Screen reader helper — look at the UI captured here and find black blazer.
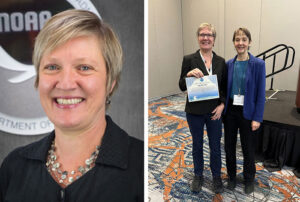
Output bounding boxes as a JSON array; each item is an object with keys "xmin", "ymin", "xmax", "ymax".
[
  {"xmin": 0, "ymin": 116, "xmax": 144, "ymax": 202},
  {"xmin": 179, "ymin": 50, "xmax": 227, "ymax": 115}
]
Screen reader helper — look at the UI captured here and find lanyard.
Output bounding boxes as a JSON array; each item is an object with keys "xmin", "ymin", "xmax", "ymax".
[
  {"xmin": 206, "ymin": 65, "xmax": 212, "ymax": 75},
  {"xmin": 199, "ymin": 51, "xmax": 213, "ymax": 75}
]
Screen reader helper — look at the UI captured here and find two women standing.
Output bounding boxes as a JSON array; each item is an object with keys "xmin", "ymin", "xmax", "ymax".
[{"xmin": 180, "ymin": 25, "xmax": 265, "ymax": 195}]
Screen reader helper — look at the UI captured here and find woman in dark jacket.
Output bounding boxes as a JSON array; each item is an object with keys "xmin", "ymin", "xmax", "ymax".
[
  {"xmin": 0, "ymin": 10, "xmax": 143, "ymax": 202},
  {"xmin": 223, "ymin": 27, "xmax": 265, "ymax": 194},
  {"xmin": 179, "ymin": 23, "xmax": 227, "ymax": 194}
]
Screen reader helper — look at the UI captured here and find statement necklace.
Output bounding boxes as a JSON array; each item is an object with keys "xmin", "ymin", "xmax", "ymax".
[{"xmin": 46, "ymin": 141, "xmax": 100, "ymax": 186}]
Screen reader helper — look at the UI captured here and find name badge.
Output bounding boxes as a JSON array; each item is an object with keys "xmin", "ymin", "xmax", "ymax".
[{"xmin": 233, "ymin": 95, "xmax": 244, "ymax": 106}]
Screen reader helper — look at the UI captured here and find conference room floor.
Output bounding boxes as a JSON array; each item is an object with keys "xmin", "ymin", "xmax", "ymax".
[{"xmin": 148, "ymin": 93, "xmax": 300, "ymax": 201}]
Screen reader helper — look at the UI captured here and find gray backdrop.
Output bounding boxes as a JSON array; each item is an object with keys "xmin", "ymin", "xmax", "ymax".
[{"xmin": 0, "ymin": 0, "xmax": 144, "ymax": 164}]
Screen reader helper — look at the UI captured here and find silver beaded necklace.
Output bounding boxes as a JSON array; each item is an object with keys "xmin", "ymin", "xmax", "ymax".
[{"xmin": 46, "ymin": 141, "xmax": 100, "ymax": 186}]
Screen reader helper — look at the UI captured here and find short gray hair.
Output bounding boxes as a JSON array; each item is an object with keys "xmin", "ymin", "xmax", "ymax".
[{"xmin": 196, "ymin": 23, "xmax": 216, "ymax": 39}]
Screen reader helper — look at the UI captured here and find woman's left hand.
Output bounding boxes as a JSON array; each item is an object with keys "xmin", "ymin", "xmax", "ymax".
[
  {"xmin": 251, "ymin": 121, "xmax": 260, "ymax": 131},
  {"xmin": 211, "ymin": 103, "xmax": 224, "ymax": 120}
]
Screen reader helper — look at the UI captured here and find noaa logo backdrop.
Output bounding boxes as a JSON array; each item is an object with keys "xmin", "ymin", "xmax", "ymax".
[{"xmin": 0, "ymin": 0, "xmax": 100, "ymax": 135}]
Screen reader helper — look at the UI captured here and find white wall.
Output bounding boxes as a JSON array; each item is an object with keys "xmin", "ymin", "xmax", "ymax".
[
  {"xmin": 259, "ymin": 0, "xmax": 300, "ymax": 90},
  {"xmin": 149, "ymin": 0, "xmax": 300, "ymax": 99},
  {"xmin": 182, "ymin": 0, "xmax": 225, "ymax": 56},
  {"xmin": 224, "ymin": 0, "xmax": 262, "ymax": 59},
  {"xmin": 148, "ymin": 0, "xmax": 184, "ymax": 98}
]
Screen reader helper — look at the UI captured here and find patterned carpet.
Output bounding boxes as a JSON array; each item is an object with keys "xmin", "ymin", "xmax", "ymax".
[{"xmin": 148, "ymin": 93, "xmax": 300, "ymax": 202}]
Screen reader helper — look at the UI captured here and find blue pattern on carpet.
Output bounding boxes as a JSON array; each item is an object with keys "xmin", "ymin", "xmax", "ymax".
[{"xmin": 148, "ymin": 93, "xmax": 300, "ymax": 201}]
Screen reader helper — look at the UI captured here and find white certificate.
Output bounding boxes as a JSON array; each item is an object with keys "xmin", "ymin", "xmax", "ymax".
[{"xmin": 185, "ymin": 75, "xmax": 219, "ymax": 102}]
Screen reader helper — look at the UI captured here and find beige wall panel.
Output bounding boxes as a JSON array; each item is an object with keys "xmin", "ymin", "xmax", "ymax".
[
  {"xmin": 148, "ymin": 0, "xmax": 184, "ymax": 98},
  {"xmin": 224, "ymin": 0, "xmax": 262, "ymax": 60},
  {"xmin": 182, "ymin": 0, "xmax": 224, "ymax": 56},
  {"xmin": 259, "ymin": 0, "xmax": 300, "ymax": 91}
]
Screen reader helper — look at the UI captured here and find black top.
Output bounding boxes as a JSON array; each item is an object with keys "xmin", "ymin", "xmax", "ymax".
[
  {"xmin": 179, "ymin": 50, "xmax": 227, "ymax": 115},
  {"xmin": 0, "ymin": 116, "xmax": 143, "ymax": 202}
]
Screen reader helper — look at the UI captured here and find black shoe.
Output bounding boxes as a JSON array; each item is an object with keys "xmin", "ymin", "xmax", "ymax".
[
  {"xmin": 244, "ymin": 181, "xmax": 254, "ymax": 194},
  {"xmin": 227, "ymin": 178, "xmax": 236, "ymax": 190},
  {"xmin": 213, "ymin": 177, "xmax": 224, "ymax": 194},
  {"xmin": 190, "ymin": 175, "xmax": 203, "ymax": 192}
]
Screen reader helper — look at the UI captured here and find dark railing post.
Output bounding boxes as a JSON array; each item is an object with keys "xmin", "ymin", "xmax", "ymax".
[{"xmin": 269, "ymin": 55, "xmax": 276, "ymax": 90}]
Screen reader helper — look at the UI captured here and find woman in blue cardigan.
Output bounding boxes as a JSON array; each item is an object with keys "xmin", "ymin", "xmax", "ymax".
[{"xmin": 223, "ymin": 28, "xmax": 265, "ymax": 194}]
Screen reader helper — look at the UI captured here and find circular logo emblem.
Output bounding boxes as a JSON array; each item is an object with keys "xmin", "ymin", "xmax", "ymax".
[{"xmin": 0, "ymin": 0, "xmax": 101, "ymax": 135}]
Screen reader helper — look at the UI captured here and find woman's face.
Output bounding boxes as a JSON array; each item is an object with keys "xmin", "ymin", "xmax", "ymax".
[
  {"xmin": 234, "ymin": 31, "xmax": 251, "ymax": 55},
  {"xmin": 197, "ymin": 27, "xmax": 215, "ymax": 52},
  {"xmin": 38, "ymin": 35, "xmax": 110, "ymax": 131}
]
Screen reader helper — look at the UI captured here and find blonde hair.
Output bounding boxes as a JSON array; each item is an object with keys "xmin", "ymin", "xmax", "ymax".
[
  {"xmin": 33, "ymin": 9, "xmax": 123, "ymax": 98},
  {"xmin": 196, "ymin": 23, "xmax": 216, "ymax": 38}
]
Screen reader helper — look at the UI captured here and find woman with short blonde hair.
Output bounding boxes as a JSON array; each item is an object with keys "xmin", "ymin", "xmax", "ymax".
[
  {"xmin": 179, "ymin": 22, "xmax": 227, "ymax": 194},
  {"xmin": 0, "ymin": 9, "xmax": 143, "ymax": 201}
]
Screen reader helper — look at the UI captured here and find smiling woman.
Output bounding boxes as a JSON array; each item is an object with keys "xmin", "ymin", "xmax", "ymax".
[
  {"xmin": 223, "ymin": 27, "xmax": 266, "ymax": 194},
  {"xmin": 0, "ymin": 9, "xmax": 143, "ymax": 202},
  {"xmin": 38, "ymin": 35, "xmax": 108, "ymax": 131},
  {"xmin": 179, "ymin": 22, "xmax": 227, "ymax": 194}
]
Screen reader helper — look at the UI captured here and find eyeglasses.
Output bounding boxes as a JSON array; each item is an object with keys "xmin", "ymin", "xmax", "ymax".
[{"xmin": 198, "ymin": 33, "xmax": 214, "ymax": 38}]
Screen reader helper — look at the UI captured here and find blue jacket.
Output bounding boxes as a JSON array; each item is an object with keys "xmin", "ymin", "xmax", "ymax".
[{"xmin": 224, "ymin": 53, "xmax": 266, "ymax": 122}]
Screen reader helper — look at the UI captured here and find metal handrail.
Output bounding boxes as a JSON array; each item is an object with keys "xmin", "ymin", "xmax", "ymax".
[
  {"xmin": 286, "ymin": 46, "xmax": 295, "ymax": 69},
  {"xmin": 256, "ymin": 44, "xmax": 295, "ymax": 90}
]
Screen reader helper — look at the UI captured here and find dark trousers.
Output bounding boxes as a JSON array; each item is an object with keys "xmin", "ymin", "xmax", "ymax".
[
  {"xmin": 224, "ymin": 103, "xmax": 256, "ymax": 182},
  {"xmin": 186, "ymin": 112, "xmax": 222, "ymax": 177}
]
